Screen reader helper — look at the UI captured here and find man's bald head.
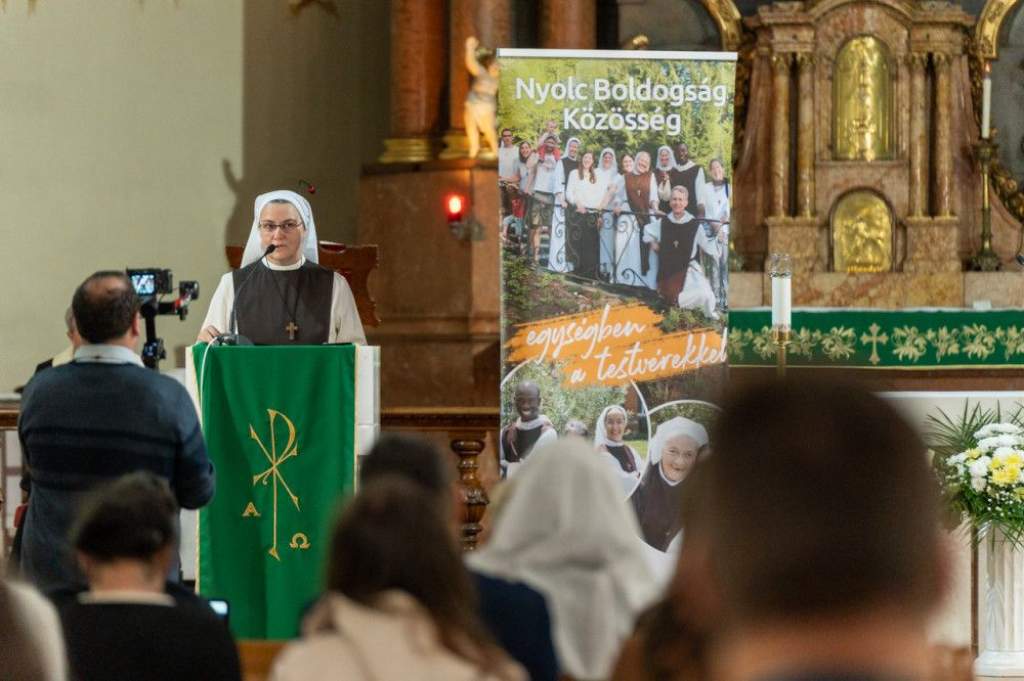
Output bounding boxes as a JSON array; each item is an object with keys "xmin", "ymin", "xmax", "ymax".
[
  {"xmin": 513, "ymin": 380, "xmax": 542, "ymax": 421},
  {"xmin": 72, "ymin": 272, "xmax": 141, "ymax": 344}
]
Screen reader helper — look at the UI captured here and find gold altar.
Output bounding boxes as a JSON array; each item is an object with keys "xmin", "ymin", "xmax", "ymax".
[{"xmin": 728, "ymin": 0, "xmax": 1024, "ymax": 308}]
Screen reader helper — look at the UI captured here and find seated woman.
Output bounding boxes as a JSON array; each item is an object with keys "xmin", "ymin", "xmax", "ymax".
[
  {"xmin": 593, "ymin": 405, "xmax": 643, "ymax": 496},
  {"xmin": 59, "ymin": 472, "xmax": 241, "ymax": 681},
  {"xmin": 468, "ymin": 440, "xmax": 659, "ymax": 681},
  {"xmin": 629, "ymin": 417, "xmax": 707, "ymax": 552},
  {"xmin": 271, "ymin": 477, "xmax": 524, "ymax": 681},
  {"xmin": 198, "ymin": 189, "xmax": 366, "ymax": 345}
]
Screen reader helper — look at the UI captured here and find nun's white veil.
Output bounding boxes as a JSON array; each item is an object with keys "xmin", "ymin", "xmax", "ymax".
[
  {"xmin": 468, "ymin": 439, "xmax": 658, "ymax": 681},
  {"xmin": 655, "ymin": 145, "xmax": 678, "ymax": 173},
  {"xmin": 597, "ymin": 147, "xmax": 619, "ymax": 182},
  {"xmin": 647, "ymin": 416, "xmax": 708, "ymax": 487},
  {"xmin": 240, "ymin": 190, "xmax": 320, "ymax": 267},
  {"xmin": 648, "ymin": 416, "xmax": 708, "ymax": 464},
  {"xmin": 593, "ymin": 405, "xmax": 628, "ymax": 448}
]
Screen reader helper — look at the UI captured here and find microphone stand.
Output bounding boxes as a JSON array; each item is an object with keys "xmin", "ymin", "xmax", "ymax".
[{"xmin": 212, "ymin": 244, "xmax": 276, "ymax": 346}]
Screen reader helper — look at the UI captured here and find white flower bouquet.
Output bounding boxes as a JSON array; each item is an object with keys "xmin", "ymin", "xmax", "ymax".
[{"xmin": 927, "ymin": 403, "xmax": 1024, "ymax": 545}]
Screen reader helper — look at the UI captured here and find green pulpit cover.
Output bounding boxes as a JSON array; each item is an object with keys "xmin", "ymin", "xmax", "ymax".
[{"xmin": 193, "ymin": 344, "xmax": 357, "ymax": 639}]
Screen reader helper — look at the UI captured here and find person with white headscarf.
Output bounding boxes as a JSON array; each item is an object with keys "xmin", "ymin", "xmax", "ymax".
[
  {"xmin": 593, "ymin": 405, "xmax": 642, "ymax": 496},
  {"xmin": 468, "ymin": 440, "xmax": 659, "ymax": 681},
  {"xmin": 654, "ymin": 145, "xmax": 678, "ymax": 215},
  {"xmin": 198, "ymin": 190, "xmax": 365, "ymax": 345},
  {"xmin": 596, "ymin": 148, "xmax": 619, "ymax": 280},
  {"xmin": 607, "ymin": 153, "xmax": 645, "ymax": 287},
  {"xmin": 629, "ymin": 416, "xmax": 707, "ymax": 552}
]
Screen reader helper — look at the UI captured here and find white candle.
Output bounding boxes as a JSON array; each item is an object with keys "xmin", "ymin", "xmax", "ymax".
[
  {"xmin": 982, "ymin": 63, "xmax": 992, "ymax": 139},
  {"xmin": 771, "ymin": 276, "xmax": 791, "ymax": 329}
]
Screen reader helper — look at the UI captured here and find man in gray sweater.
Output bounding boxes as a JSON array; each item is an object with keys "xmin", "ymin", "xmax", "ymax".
[{"xmin": 18, "ymin": 271, "xmax": 215, "ymax": 594}]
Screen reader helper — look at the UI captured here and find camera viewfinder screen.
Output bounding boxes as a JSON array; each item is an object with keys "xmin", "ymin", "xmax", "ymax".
[{"xmin": 131, "ymin": 273, "xmax": 155, "ymax": 296}]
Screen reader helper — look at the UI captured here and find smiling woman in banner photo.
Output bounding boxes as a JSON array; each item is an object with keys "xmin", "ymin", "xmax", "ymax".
[{"xmin": 630, "ymin": 412, "xmax": 712, "ymax": 553}]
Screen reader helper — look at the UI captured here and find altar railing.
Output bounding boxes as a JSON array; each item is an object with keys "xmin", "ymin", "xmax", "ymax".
[{"xmin": 0, "ymin": 401, "xmax": 499, "ymax": 554}]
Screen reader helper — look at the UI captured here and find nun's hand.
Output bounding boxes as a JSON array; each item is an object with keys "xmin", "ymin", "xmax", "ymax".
[{"xmin": 198, "ymin": 325, "xmax": 221, "ymax": 343}]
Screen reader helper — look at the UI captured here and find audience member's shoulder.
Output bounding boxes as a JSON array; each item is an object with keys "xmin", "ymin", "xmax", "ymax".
[
  {"xmin": 21, "ymin": 361, "xmax": 74, "ymax": 394},
  {"xmin": 473, "ymin": 570, "xmax": 548, "ymax": 610}
]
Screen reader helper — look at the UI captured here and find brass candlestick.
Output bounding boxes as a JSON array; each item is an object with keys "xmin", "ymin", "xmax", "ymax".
[
  {"xmin": 972, "ymin": 137, "xmax": 1000, "ymax": 272},
  {"xmin": 773, "ymin": 327, "xmax": 791, "ymax": 377}
]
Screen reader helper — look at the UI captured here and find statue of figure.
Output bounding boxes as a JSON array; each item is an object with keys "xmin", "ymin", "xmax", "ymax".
[{"xmin": 464, "ymin": 36, "xmax": 500, "ymax": 159}]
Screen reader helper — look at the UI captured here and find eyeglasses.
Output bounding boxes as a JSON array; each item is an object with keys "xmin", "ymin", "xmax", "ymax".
[{"xmin": 258, "ymin": 220, "xmax": 303, "ymax": 234}]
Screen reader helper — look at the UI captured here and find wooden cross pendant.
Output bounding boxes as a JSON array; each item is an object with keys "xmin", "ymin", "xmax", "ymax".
[{"xmin": 286, "ymin": 322, "xmax": 299, "ymax": 341}]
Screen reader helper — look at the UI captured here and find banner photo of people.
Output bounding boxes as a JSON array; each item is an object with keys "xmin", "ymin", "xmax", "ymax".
[{"xmin": 497, "ymin": 48, "xmax": 736, "ymax": 557}]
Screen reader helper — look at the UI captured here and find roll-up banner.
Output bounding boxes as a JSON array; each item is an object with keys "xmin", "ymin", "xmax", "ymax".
[{"xmin": 497, "ymin": 48, "xmax": 736, "ymax": 556}]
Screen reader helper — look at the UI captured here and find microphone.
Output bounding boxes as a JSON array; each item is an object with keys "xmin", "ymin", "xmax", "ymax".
[{"xmin": 213, "ymin": 244, "xmax": 276, "ymax": 346}]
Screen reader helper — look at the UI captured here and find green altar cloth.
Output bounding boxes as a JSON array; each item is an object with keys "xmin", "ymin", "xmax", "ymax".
[{"xmin": 728, "ymin": 308, "xmax": 1024, "ymax": 368}]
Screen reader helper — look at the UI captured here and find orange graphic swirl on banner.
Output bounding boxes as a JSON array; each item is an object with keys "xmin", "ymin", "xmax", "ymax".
[{"xmin": 507, "ymin": 303, "xmax": 727, "ymax": 387}]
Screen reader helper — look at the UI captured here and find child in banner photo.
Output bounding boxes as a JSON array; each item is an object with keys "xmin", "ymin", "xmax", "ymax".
[
  {"xmin": 629, "ymin": 415, "xmax": 708, "ymax": 552},
  {"xmin": 593, "ymin": 405, "xmax": 643, "ymax": 497}
]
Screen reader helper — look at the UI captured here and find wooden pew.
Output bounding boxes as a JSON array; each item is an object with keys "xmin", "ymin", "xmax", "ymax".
[{"xmin": 237, "ymin": 640, "xmax": 286, "ymax": 681}]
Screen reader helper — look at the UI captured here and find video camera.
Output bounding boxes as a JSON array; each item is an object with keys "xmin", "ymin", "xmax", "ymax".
[{"xmin": 126, "ymin": 268, "xmax": 200, "ymax": 370}]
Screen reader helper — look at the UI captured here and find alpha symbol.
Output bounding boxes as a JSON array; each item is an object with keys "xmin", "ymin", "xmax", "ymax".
[{"xmin": 242, "ymin": 502, "xmax": 261, "ymax": 518}]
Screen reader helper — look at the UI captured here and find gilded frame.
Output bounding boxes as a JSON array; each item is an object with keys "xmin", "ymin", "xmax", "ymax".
[{"xmin": 970, "ymin": 0, "xmax": 1024, "ymax": 223}]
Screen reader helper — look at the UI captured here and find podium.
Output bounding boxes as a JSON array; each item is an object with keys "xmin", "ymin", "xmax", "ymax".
[{"xmin": 189, "ymin": 343, "xmax": 379, "ymax": 639}]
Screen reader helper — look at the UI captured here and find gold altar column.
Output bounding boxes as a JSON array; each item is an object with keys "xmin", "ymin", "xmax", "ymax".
[
  {"xmin": 540, "ymin": 0, "xmax": 596, "ymax": 49},
  {"xmin": 795, "ymin": 54, "xmax": 815, "ymax": 218},
  {"xmin": 908, "ymin": 52, "xmax": 928, "ymax": 217},
  {"xmin": 770, "ymin": 53, "xmax": 793, "ymax": 218},
  {"xmin": 440, "ymin": 0, "xmax": 513, "ymax": 159},
  {"xmin": 379, "ymin": 0, "xmax": 446, "ymax": 163},
  {"xmin": 932, "ymin": 52, "xmax": 954, "ymax": 217}
]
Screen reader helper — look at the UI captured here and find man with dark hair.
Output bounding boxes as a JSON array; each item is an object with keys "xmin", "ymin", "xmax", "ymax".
[
  {"xmin": 499, "ymin": 380, "xmax": 556, "ymax": 478},
  {"xmin": 360, "ymin": 433, "xmax": 559, "ymax": 681},
  {"xmin": 60, "ymin": 472, "xmax": 241, "ymax": 681},
  {"xmin": 18, "ymin": 271, "xmax": 215, "ymax": 594},
  {"xmin": 706, "ymin": 378, "xmax": 948, "ymax": 681}
]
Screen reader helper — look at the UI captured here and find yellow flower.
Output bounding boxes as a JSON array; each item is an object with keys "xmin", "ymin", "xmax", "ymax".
[
  {"xmin": 992, "ymin": 464, "xmax": 1022, "ymax": 486},
  {"xmin": 967, "ymin": 448, "xmax": 983, "ymax": 460},
  {"xmin": 1005, "ymin": 452, "xmax": 1024, "ymax": 467},
  {"xmin": 1016, "ymin": 488, "xmax": 1024, "ymax": 501}
]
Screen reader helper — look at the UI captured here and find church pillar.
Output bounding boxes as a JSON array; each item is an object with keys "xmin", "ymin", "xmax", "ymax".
[
  {"xmin": 932, "ymin": 52, "xmax": 954, "ymax": 218},
  {"xmin": 795, "ymin": 53, "xmax": 815, "ymax": 218},
  {"xmin": 379, "ymin": 0, "xmax": 446, "ymax": 163},
  {"xmin": 770, "ymin": 53, "xmax": 793, "ymax": 218},
  {"xmin": 440, "ymin": 0, "xmax": 513, "ymax": 160},
  {"xmin": 540, "ymin": 0, "xmax": 596, "ymax": 49},
  {"xmin": 908, "ymin": 52, "xmax": 928, "ymax": 217}
]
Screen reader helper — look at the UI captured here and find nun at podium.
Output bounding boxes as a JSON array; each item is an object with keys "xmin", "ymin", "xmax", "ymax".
[{"xmin": 197, "ymin": 189, "xmax": 366, "ymax": 346}]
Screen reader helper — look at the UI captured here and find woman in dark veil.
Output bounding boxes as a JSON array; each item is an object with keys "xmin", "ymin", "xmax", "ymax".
[{"xmin": 629, "ymin": 417, "xmax": 707, "ymax": 552}]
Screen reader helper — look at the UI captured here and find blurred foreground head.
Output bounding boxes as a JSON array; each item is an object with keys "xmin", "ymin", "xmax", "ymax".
[{"xmin": 707, "ymin": 377, "xmax": 945, "ymax": 626}]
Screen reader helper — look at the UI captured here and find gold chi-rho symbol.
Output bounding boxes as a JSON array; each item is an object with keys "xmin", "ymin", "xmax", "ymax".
[{"xmin": 249, "ymin": 409, "xmax": 301, "ymax": 561}]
